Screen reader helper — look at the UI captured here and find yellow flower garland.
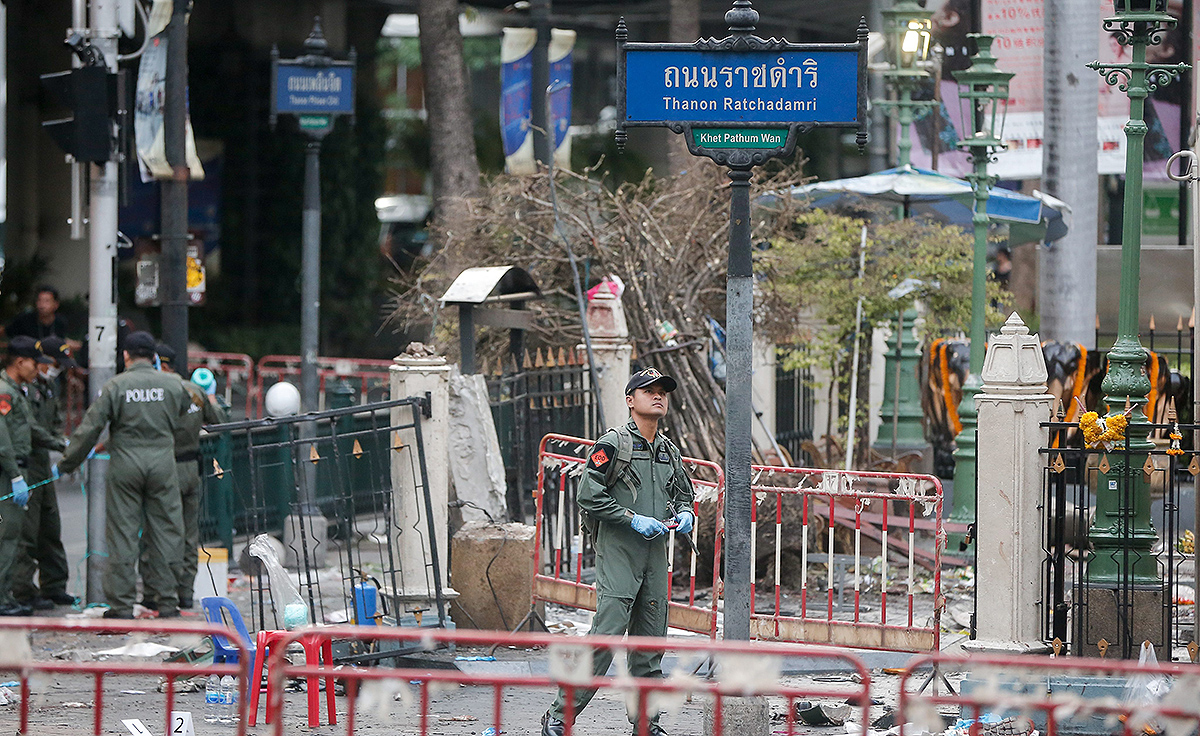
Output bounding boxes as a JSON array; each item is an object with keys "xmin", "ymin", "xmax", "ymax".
[{"xmin": 1079, "ymin": 411, "xmax": 1128, "ymax": 448}]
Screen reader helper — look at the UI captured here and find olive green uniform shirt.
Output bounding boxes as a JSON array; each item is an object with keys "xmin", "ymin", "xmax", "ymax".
[
  {"xmin": 59, "ymin": 362, "xmax": 191, "ymax": 473},
  {"xmin": 0, "ymin": 373, "xmax": 66, "ymax": 464}
]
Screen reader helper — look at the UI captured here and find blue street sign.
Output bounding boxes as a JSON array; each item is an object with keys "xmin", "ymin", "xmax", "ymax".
[
  {"xmin": 625, "ymin": 49, "xmax": 859, "ymax": 124},
  {"xmin": 275, "ymin": 64, "xmax": 354, "ymax": 116}
]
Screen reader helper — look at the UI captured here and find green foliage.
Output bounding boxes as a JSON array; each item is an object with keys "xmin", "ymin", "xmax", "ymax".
[{"xmin": 757, "ymin": 209, "xmax": 1004, "ymax": 372}]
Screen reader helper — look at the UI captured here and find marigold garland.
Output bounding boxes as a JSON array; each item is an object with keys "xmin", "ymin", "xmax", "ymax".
[
  {"xmin": 1079, "ymin": 411, "xmax": 1128, "ymax": 449},
  {"xmin": 1167, "ymin": 425, "xmax": 1184, "ymax": 457}
]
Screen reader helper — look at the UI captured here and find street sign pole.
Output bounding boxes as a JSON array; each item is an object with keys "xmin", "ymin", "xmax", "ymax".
[
  {"xmin": 270, "ymin": 17, "xmax": 356, "ymax": 421},
  {"xmin": 270, "ymin": 18, "xmax": 355, "ymax": 527},
  {"xmin": 616, "ymin": 0, "xmax": 868, "ymax": 640}
]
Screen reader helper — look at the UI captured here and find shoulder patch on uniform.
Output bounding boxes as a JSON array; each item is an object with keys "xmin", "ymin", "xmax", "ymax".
[
  {"xmin": 0, "ymin": 395, "xmax": 11, "ymax": 416},
  {"xmin": 587, "ymin": 441, "xmax": 616, "ymax": 473}
]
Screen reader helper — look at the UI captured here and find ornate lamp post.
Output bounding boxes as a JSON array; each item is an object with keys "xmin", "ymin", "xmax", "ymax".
[
  {"xmin": 1084, "ymin": 0, "xmax": 1189, "ymax": 592},
  {"xmin": 949, "ymin": 35, "xmax": 1012, "ymax": 537},
  {"xmin": 872, "ymin": 0, "xmax": 936, "ymax": 465},
  {"xmin": 878, "ymin": 0, "xmax": 935, "ymax": 168}
]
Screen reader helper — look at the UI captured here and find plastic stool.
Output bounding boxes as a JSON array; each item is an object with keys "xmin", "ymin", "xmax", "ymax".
[
  {"xmin": 247, "ymin": 629, "xmax": 336, "ymax": 727},
  {"xmin": 200, "ymin": 596, "xmax": 256, "ymax": 665}
]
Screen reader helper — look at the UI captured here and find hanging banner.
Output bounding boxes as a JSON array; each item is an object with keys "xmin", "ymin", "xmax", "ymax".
[
  {"xmin": 549, "ymin": 29, "xmax": 576, "ymax": 171},
  {"xmin": 500, "ymin": 28, "xmax": 576, "ymax": 174},
  {"xmin": 906, "ymin": 0, "xmax": 1192, "ymax": 183},
  {"xmin": 134, "ymin": 0, "xmax": 204, "ymax": 182},
  {"xmin": 501, "ymin": 28, "xmax": 536, "ymax": 175}
]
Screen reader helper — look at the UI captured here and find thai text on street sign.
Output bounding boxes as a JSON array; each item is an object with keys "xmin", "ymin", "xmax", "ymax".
[
  {"xmin": 274, "ymin": 64, "xmax": 354, "ymax": 115},
  {"xmin": 626, "ymin": 50, "xmax": 860, "ymax": 124},
  {"xmin": 616, "ymin": 17, "xmax": 868, "ymax": 166}
]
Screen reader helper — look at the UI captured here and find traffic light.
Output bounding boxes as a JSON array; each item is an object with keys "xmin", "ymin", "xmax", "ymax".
[{"xmin": 40, "ymin": 66, "xmax": 117, "ymax": 163}]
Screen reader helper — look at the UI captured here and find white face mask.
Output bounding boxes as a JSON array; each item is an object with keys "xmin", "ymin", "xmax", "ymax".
[{"xmin": 43, "ymin": 366, "xmax": 62, "ymax": 381}]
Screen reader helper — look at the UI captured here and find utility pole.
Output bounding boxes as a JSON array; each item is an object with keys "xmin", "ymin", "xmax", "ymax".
[
  {"xmin": 530, "ymin": 0, "xmax": 551, "ymax": 164},
  {"xmin": 1040, "ymin": 0, "xmax": 1099, "ymax": 348},
  {"xmin": 160, "ymin": 0, "xmax": 189, "ymax": 373},
  {"xmin": 86, "ymin": 0, "xmax": 120, "ymax": 605}
]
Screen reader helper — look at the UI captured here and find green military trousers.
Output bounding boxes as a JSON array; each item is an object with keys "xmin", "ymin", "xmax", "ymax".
[
  {"xmin": 0, "ymin": 494, "xmax": 26, "ymax": 607},
  {"xmin": 12, "ymin": 474, "xmax": 70, "ymax": 602},
  {"xmin": 105, "ymin": 451, "xmax": 184, "ymax": 616},
  {"xmin": 173, "ymin": 459, "xmax": 201, "ymax": 604},
  {"xmin": 550, "ymin": 525, "xmax": 670, "ymax": 726}
]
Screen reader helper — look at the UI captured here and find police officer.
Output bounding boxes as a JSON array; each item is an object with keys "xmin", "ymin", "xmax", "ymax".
[
  {"xmin": 12, "ymin": 337, "xmax": 76, "ymax": 608},
  {"xmin": 57, "ymin": 331, "xmax": 191, "ymax": 619},
  {"xmin": 145, "ymin": 343, "xmax": 227, "ymax": 611},
  {"xmin": 0, "ymin": 338, "xmax": 57, "ymax": 615},
  {"xmin": 542, "ymin": 368, "xmax": 695, "ymax": 736}
]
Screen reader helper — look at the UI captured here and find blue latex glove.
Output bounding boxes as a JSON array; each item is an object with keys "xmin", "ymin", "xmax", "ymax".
[
  {"xmin": 10, "ymin": 476, "xmax": 29, "ymax": 507},
  {"xmin": 673, "ymin": 509, "xmax": 695, "ymax": 534},
  {"xmin": 50, "ymin": 464, "xmax": 60, "ymax": 481},
  {"xmin": 630, "ymin": 514, "xmax": 668, "ymax": 539}
]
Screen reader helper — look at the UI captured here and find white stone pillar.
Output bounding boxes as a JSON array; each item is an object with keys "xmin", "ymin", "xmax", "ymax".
[
  {"xmin": 581, "ymin": 287, "xmax": 632, "ymax": 433},
  {"xmin": 390, "ymin": 352, "xmax": 458, "ymax": 613},
  {"xmin": 751, "ymin": 338, "xmax": 777, "ymax": 461},
  {"xmin": 964, "ymin": 313, "xmax": 1053, "ymax": 654}
]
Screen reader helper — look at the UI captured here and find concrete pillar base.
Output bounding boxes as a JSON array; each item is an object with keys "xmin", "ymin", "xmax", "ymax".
[
  {"xmin": 283, "ymin": 512, "xmax": 328, "ymax": 569},
  {"xmin": 703, "ymin": 695, "xmax": 770, "ymax": 736},
  {"xmin": 961, "ymin": 639, "xmax": 1053, "ymax": 655}
]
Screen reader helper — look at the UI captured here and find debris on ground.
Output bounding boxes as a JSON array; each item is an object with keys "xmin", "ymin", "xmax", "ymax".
[
  {"xmin": 96, "ymin": 642, "xmax": 180, "ymax": 657},
  {"xmin": 797, "ymin": 702, "xmax": 854, "ymax": 726},
  {"xmin": 0, "ymin": 686, "xmax": 18, "ymax": 706}
]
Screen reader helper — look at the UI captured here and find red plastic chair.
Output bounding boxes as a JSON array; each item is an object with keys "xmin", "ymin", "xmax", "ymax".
[{"xmin": 247, "ymin": 629, "xmax": 336, "ymax": 727}]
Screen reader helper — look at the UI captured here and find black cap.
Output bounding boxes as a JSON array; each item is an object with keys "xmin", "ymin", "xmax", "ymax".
[
  {"xmin": 9, "ymin": 336, "xmax": 53, "ymax": 364},
  {"xmin": 36, "ymin": 337, "xmax": 77, "ymax": 370},
  {"xmin": 624, "ymin": 367, "xmax": 677, "ymax": 395},
  {"xmin": 124, "ymin": 331, "xmax": 157, "ymax": 354},
  {"xmin": 155, "ymin": 341, "xmax": 176, "ymax": 366}
]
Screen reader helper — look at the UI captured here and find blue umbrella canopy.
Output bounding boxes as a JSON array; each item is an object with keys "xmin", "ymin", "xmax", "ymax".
[{"xmin": 789, "ymin": 165, "xmax": 1068, "ymax": 244}]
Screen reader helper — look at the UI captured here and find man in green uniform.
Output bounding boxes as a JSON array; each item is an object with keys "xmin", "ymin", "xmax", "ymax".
[
  {"xmin": 542, "ymin": 368, "xmax": 695, "ymax": 736},
  {"xmin": 0, "ymin": 337, "xmax": 56, "ymax": 615},
  {"xmin": 13, "ymin": 337, "xmax": 76, "ymax": 608},
  {"xmin": 144, "ymin": 343, "xmax": 226, "ymax": 611},
  {"xmin": 57, "ymin": 331, "xmax": 191, "ymax": 619}
]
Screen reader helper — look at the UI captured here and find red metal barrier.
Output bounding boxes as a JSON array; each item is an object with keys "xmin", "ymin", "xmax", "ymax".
[
  {"xmin": 0, "ymin": 617, "xmax": 250, "ymax": 736},
  {"xmin": 253, "ymin": 355, "xmax": 394, "ymax": 416},
  {"xmin": 749, "ymin": 466, "xmax": 945, "ymax": 652},
  {"xmin": 533, "ymin": 433, "xmax": 725, "ymax": 636},
  {"xmin": 189, "ymin": 350, "xmax": 255, "ymax": 419},
  {"xmin": 898, "ymin": 650, "xmax": 1200, "ymax": 736},
  {"xmin": 266, "ymin": 626, "xmax": 872, "ymax": 736}
]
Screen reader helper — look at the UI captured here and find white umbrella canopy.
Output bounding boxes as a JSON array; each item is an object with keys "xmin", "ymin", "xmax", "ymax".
[{"xmin": 788, "ymin": 165, "xmax": 1068, "ymax": 245}]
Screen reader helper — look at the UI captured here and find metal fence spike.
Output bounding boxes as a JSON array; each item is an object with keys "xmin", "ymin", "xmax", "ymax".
[
  {"xmin": 352, "ymin": 439, "xmax": 364, "ymax": 458},
  {"xmin": 1142, "ymin": 455, "xmax": 1156, "ymax": 476},
  {"xmin": 1189, "ymin": 455, "xmax": 1200, "ymax": 476},
  {"xmin": 1097, "ymin": 638, "xmax": 1109, "ymax": 658},
  {"xmin": 392, "ymin": 431, "xmax": 405, "ymax": 452},
  {"xmin": 535, "ymin": 348, "xmax": 545, "ymax": 368},
  {"xmin": 523, "ymin": 350, "xmax": 533, "ymax": 370},
  {"xmin": 1178, "ymin": 314, "xmax": 1184, "ymax": 331},
  {"xmin": 1098, "ymin": 454, "xmax": 1110, "ymax": 474},
  {"xmin": 212, "ymin": 459, "xmax": 225, "ymax": 480},
  {"xmin": 1148, "ymin": 314, "xmax": 1156, "ymax": 331},
  {"xmin": 310, "ymin": 446, "xmax": 321, "ymax": 464},
  {"xmin": 1051, "ymin": 454, "xmax": 1066, "ymax": 474}
]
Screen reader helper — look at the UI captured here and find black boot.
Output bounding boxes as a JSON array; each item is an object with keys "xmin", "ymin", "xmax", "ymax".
[{"xmin": 541, "ymin": 711, "xmax": 566, "ymax": 736}]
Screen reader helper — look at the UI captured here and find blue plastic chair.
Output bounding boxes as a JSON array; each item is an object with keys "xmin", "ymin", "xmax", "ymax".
[{"xmin": 201, "ymin": 596, "xmax": 256, "ymax": 665}]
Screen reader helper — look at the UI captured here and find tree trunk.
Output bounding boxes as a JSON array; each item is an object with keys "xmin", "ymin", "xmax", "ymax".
[
  {"xmin": 666, "ymin": 0, "xmax": 701, "ymax": 175},
  {"xmin": 417, "ymin": 0, "xmax": 481, "ymax": 228}
]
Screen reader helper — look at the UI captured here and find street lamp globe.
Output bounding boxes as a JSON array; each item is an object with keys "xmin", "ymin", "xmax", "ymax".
[
  {"xmin": 952, "ymin": 34, "xmax": 1014, "ymax": 148},
  {"xmin": 881, "ymin": 0, "xmax": 933, "ymax": 72}
]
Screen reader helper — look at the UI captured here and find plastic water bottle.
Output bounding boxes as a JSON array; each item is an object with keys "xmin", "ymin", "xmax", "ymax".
[
  {"xmin": 204, "ymin": 674, "xmax": 221, "ymax": 724},
  {"xmin": 219, "ymin": 674, "xmax": 237, "ymax": 724}
]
